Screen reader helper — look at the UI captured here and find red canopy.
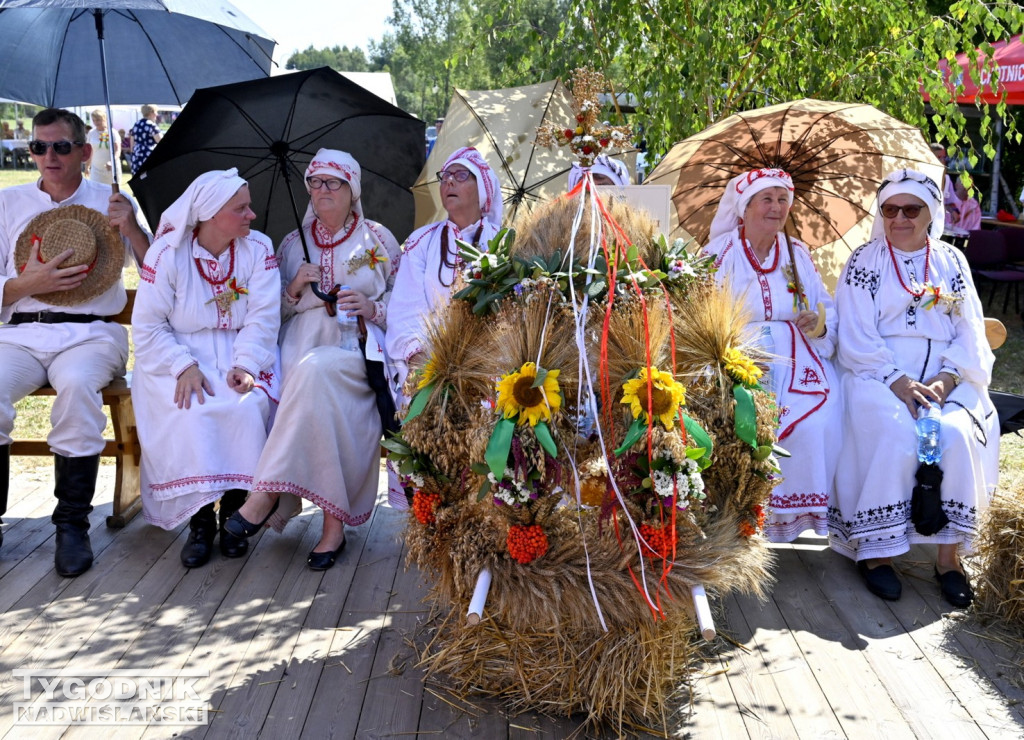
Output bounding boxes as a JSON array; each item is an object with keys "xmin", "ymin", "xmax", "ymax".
[{"xmin": 925, "ymin": 36, "xmax": 1024, "ymax": 105}]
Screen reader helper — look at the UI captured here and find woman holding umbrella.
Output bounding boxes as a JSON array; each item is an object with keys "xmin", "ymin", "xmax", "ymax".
[
  {"xmin": 131, "ymin": 169, "xmax": 280, "ymax": 568},
  {"xmin": 701, "ymin": 167, "xmax": 842, "ymax": 543},
  {"xmin": 225, "ymin": 150, "xmax": 401, "ymax": 570},
  {"xmin": 830, "ymin": 169, "xmax": 998, "ymax": 607}
]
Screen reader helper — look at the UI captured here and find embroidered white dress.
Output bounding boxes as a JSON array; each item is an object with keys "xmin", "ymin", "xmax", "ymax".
[
  {"xmin": 829, "ymin": 238, "xmax": 999, "ymax": 561},
  {"xmin": 384, "ymin": 217, "xmax": 500, "ymax": 508},
  {"xmin": 704, "ymin": 228, "xmax": 842, "ymax": 542},
  {"xmin": 250, "ymin": 217, "xmax": 401, "ymax": 528},
  {"xmin": 132, "ymin": 231, "xmax": 281, "ymax": 529}
]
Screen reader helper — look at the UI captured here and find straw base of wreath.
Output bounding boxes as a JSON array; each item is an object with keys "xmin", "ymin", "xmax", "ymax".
[{"xmin": 417, "ymin": 593, "xmax": 700, "ymax": 735}]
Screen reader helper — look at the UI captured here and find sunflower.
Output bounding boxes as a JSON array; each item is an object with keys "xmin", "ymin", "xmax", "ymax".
[
  {"xmin": 621, "ymin": 367, "xmax": 686, "ymax": 430},
  {"xmin": 723, "ymin": 346, "xmax": 762, "ymax": 387},
  {"xmin": 416, "ymin": 355, "xmax": 439, "ymax": 390},
  {"xmin": 495, "ymin": 362, "xmax": 562, "ymax": 426}
]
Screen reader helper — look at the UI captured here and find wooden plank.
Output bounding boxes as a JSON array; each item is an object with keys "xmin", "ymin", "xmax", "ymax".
[
  {"xmin": 796, "ymin": 544, "xmax": 989, "ymax": 738},
  {"xmin": 769, "ymin": 542, "xmax": 913, "ymax": 739}
]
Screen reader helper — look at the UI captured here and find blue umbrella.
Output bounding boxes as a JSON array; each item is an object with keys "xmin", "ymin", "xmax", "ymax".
[{"xmin": 0, "ymin": 0, "xmax": 275, "ymax": 188}]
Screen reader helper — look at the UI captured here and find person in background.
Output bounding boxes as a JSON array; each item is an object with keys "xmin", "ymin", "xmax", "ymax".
[
  {"xmin": 0, "ymin": 108, "xmax": 150, "ymax": 575},
  {"xmin": 945, "ymin": 174, "xmax": 981, "ymax": 235},
  {"xmin": 701, "ymin": 167, "xmax": 841, "ymax": 543},
  {"xmin": 930, "ymin": 142, "xmax": 956, "ymax": 205},
  {"xmin": 830, "ymin": 169, "xmax": 998, "ymax": 608},
  {"xmin": 127, "ymin": 104, "xmax": 162, "ymax": 175},
  {"xmin": 566, "ymin": 154, "xmax": 632, "ymax": 189},
  {"xmin": 131, "ymin": 169, "xmax": 280, "ymax": 569},
  {"xmin": 13, "ymin": 120, "xmax": 29, "ymax": 140},
  {"xmin": 85, "ymin": 109, "xmax": 122, "ymax": 186},
  {"xmin": 225, "ymin": 150, "xmax": 401, "ymax": 571}
]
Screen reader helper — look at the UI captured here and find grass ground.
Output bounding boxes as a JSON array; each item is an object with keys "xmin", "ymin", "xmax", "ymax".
[{"xmin": 4, "ymin": 168, "xmax": 1023, "ymax": 490}]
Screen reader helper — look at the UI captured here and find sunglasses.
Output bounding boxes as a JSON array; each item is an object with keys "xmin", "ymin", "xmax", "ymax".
[
  {"xmin": 28, "ymin": 139, "xmax": 84, "ymax": 156},
  {"xmin": 436, "ymin": 169, "xmax": 474, "ymax": 185},
  {"xmin": 306, "ymin": 176, "xmax": 347, "ymax": 191},
  {"xmin": 880, "ymin": 203, "xmax": 925, "ymax": 219}
]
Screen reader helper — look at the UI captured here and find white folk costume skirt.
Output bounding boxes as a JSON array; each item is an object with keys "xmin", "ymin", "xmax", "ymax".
[
  {"xmin": 134, "ymin": 330, "xmax": 277, "ymax": 530},
  {"xmin": 252, "ymin": 312, "xmax": 382, "ymax": 527},
  {"xmin": 752, "ymin": 321, "xmax": 842, "ymax": 543},
  {"xmin": 829, "ymin": 335, "xmax": 999, "ymax": 561}
]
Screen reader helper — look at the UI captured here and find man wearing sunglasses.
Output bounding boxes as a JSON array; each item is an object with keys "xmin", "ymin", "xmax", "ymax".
[{"xmin": 0, "ymin": 108, "xmax": 151, "ymax": 577}]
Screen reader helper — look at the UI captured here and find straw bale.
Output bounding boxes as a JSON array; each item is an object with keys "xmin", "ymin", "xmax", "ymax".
[{"xmin": 974, "ymin": 475, "xmax": 1024, "ymax": 633}]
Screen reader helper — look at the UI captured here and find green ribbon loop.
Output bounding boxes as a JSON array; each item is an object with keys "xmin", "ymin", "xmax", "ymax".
[
  {"xmin": 614, "ymin": 417, "xmax": 647, "ymax": 456},
  {"xmin": 485, "ymin": 417, "xmax": 516, "ymax": 479},
  {"xmin": 534, "ymin": 420, "xmax": 557, "ymax": 458},
  {"xmin": 404, "ymin": 381, "xmax": 435, "ymax": 423},
  {"xmin": 682, "ymin": 413, "xmax": 714, "ymax": 468},
  {"xmin": 732, "ymin": 384, "xmax": 758, "ymax": 448}
]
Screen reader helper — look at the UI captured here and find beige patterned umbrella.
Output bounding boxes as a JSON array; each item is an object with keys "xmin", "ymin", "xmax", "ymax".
[
  {"xmin": 413, "ymin": 80, "xmax": 636, "ymax": 228},
  {"xmin": 643, "ymin": 98, "xmax": 943, "ymax": 287}
]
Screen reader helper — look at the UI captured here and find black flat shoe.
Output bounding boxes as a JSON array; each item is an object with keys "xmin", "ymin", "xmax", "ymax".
[
  {"xmin": 857, "ymin": 560, "xmax": 902, "ymax": 601},
  {"xmin": 219, "ymin": 527, "xmax": 249, "ymax": 558},
  {"xmin": 307, "ymin": 538, "xmax": 346, "ymax": 571},
  {"xmin": 180, "ymin": 525, "xmax": 215, "ymax": 568},
  {"xmin": 223, "ymin": 499, "xmax": 279, "ymax": 539},
  {"xmin": 935, "ymin": 568, "xmax": 973, "ymax": 608}
]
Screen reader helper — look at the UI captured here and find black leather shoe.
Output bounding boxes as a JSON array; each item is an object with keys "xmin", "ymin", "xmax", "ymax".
[
  {"xmin": 180, "ymin": 521, "xmax": 216, "ymax": 568},
  {"xmin": 935, "ymin": 568, "xmax": 973, "ymax": 608},
  {"xmin": 307, "ymin": 537, "xmax": 346, "ymax": 571},
  {"xmin": 223, "ymin": 499, "xmax": 279, "ymax": 539},
  {"xmin": 55, "ymin": 527, "xmax": 93, "ymax": 577},
  {"xmin": 219, "ymin": 527, "xmax": 249, "ymax": 558},
  {"xmin": 857, "ymin": 560, "xmax": 902, "ymax": 601}
]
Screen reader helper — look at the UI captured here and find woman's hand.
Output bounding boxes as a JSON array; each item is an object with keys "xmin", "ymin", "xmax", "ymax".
[
  {"xmin": 922, "ymin": 373, "xmax": 957, "ymax": 406},
  {"xmin": 794, "ymin": 309, "xmax": 821, "ymax": 337},
  {"xmin": 175, "ymin": 364, "xmax": 214, "ymax": 409},
  {"xmin": 227, "ymin": 367, "xmax": 255, "ymax": 394},
  {"xmin": 287, "ymin": 263, "xmax": 321, "ymax": 300},
  {"xmin": 889, "ymin": 375, "xmax": 942, "ymax": 417},
  {"xmin": 336, "ymin": 287, "xmax": 373, "ymax": 319}
]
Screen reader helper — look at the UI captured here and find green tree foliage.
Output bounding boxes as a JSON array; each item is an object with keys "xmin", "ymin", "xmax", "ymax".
[
  {"xmin": 286, "ymin": 45, "xmax": 370, "ymax": 73},
  {"xmin": 488, "ymin": 0, "xmax": 1024, "ymax": 159}
]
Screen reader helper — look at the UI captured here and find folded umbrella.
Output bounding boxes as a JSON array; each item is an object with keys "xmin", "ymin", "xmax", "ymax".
[{"xmin": 910, "ymin": 463, "xmax": 949, "ymax": 536}]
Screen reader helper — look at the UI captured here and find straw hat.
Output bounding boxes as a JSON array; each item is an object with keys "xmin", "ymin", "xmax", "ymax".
[{"xmin": 14, "ymin": 205, "xmax": 122, "ymax": 307}]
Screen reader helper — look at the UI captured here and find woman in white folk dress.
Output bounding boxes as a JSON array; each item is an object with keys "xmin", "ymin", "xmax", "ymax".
[
  {"xmin": 132, "ymin": 169, "xmax": 280, "ymax": 568},
  {"xmin": 829, "ymin": 169, "xmax": 998, "ymax": 607},
  {"xmin": 701, "ymin": 167, "xmax": 842, "ymax": 543},
  {"xmin": 224, "ymin": 150, "xmax": 401, "ymax": 570}
]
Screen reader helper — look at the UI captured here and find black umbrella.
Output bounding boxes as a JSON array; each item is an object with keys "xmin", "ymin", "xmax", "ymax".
[
  {"xmin": 910, "ymin": 463, "xmax": 948, "ymax": 536},
  {"xmin": 130, "ymin": 67, "xmax": 424, "ymax": 253}
]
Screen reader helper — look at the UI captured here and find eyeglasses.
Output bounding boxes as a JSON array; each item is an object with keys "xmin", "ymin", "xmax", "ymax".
[
  {"xmin": 306, "ymin": 176, "xmax": 347, "ymax": 191},
  {"xmin": 436, "ymin": 169, "xmax": 474, "ymax": 185},
  {"xmin": 28, "ymin": 139, "xmax": 83, "ymax": 156},
  {"xmin": 880, "ymin": 203, "xmax": 925, "ymax": 219}
]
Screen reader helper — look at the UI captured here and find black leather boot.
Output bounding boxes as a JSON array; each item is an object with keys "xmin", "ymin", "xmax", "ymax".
[
  {"xmin": 53, "ymin": 453, "xmax": 99, "ymax": 577},
  {"xmin": 1, "ymin": 443, "xmax": 9, "ymax": 551},
  {"xmin": 181, "ymin": 503, "xmax": 217, "ymax": 568},
  {"xmin": 218, "ymin": 489, "xmax": 249, "ymax": 558}
]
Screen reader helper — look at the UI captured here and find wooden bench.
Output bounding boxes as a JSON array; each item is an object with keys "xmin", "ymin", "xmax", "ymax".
[{"xmin": 9, "ymin": 289, "xmax": 141, "ymax": 528}]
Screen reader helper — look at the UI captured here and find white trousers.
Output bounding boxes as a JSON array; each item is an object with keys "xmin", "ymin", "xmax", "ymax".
[{"xmin": 0, "ymin": 340, "xmax": 126, "ymax": 456}]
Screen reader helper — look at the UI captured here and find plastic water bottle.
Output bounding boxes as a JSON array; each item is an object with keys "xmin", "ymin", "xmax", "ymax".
[
  {"xmin": 335, "ymin": 284, "xmax": 360, "ymax": 351},
  {"xmin": 916, "ymin": 405, "xmax": 942, "ymax": 464}
]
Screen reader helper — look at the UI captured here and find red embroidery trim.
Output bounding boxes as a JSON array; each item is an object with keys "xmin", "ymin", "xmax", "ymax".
[
  {"xmin": 312, "ymin": 213, "xmax": 359, "ymax": 249},
  {"xmin": 886, "ymin": 237, "xmax": 930, "ymax": 297}
]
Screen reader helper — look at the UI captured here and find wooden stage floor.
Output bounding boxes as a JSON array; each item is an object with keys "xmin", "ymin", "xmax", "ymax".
[{"xmin": 0, "ymin": 465, "xmax": 1022, "ymax": 739}]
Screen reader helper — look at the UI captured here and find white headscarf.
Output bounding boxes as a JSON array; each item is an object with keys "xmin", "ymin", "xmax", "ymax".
[
  {"xmin": 870, "ymin": 168, "xmax": 944, "ymax": 243},
  {"xmin": 441, "ymin": 146, "xmax": 503, "ymax": 226},
  {"xmin": 707, "ymin": 168, "xmax": 795, "ymax": 242},
  {"xmin": 153, "ymin": 168, "xmax": 248, "ymax": 248},
  {"xmin": 303, "ymin": 149, "xmax": 363, "ymax": 227},
  {"xmin": 567, "ymin": 154, "xmax": 632, "ymax": 190}
]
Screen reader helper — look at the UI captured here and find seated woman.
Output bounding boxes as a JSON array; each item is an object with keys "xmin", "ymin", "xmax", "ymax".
[
  {"xmin": 701, "ymin": 168, "xmax": 841, "ymax": 543},
  {"xmin": 132, "ymin": 169, "xmax": 280, "ymax": 568},
  {"xmin": 384, "ymin": 146, "xmax": 503, "ymax": 507},
  {"xmin": 830, "ymin": 169, "xmax": 999, "ymax": 606},
  {"xmin": 225, "ymin": 150, "xmax": 401, "ymax": 570}
]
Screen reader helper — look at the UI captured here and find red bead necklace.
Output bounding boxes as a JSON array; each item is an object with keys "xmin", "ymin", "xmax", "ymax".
[
  {"xmin": 886, "ymin": 237, "xmax": 930, "ymax": 297},
  {"xmin": 740, "ymin": 227, "xmax": 780, "ymax": 273},
  {"xmin": 192, "ymin": 229, "xmax": 235, "ymax": 286},
  {"xmin": 312, "ymin": 213, "xmax": 360, "ymax": 249}
]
